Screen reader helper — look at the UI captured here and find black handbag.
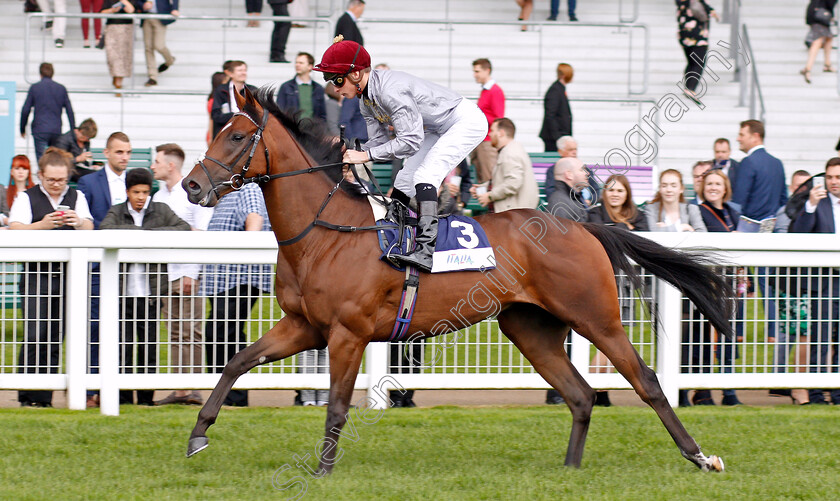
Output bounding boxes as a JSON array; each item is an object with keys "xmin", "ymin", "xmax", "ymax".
[{"xmin": 812, "ymin": 6, "xmax": 833, "ymax": 27}]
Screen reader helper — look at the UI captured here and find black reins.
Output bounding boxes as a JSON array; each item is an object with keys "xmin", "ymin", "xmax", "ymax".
[{"xmin": 195, "ymin": 109, "xmax": 396, "ymax": 246}]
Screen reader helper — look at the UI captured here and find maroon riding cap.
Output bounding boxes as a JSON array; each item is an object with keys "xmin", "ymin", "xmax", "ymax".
[{"xmin": 313, "ymin": 39, "xmax": 371, "ymax": 74}]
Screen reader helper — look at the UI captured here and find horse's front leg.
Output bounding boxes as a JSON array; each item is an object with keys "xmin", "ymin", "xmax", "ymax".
[
  {"xmin": 316, "ymin": 328, "xmax": 368, "ymax": 474},
  {"xmin": 187, "ymin": 314, "xmax": 324, "ymax": 457}
]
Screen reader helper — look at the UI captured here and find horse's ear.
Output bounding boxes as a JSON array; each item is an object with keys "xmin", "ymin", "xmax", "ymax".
[{"xmin": 234, "ymin": 85, "xmax": 250, "ymax": 110}]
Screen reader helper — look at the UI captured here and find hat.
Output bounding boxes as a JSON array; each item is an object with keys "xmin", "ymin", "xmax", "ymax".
[{"xmin": 313, "ymin": 36, "xmax": 371, "ymax": 74}]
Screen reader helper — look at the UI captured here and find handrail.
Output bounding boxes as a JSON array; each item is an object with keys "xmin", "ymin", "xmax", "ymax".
[
  {"xmin": 724, "ymin": 1, "xmax": 766, "ymax": 123},
  {"xmin": 359, "ymin": 18, "xmax": 650, "ymax": 96},
  {"xmin": 738, "ymin": 26, "xmax": 766, "ymax": 123},
  {"xmin": 618, "ymin": 0, "xmax": 641, "ymax": 23},
  {"xmin": 24, "ymin": 12, "xmax": 335, "ymax": 87},
  {"xmin": 483, "ymin": 95, "xmax": 660, "ymax": 168}
]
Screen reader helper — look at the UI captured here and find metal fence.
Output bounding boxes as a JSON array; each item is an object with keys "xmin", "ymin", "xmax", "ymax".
[{"xmin": 1, "ymin": 231, "xmax": 839, "ymax": 416}]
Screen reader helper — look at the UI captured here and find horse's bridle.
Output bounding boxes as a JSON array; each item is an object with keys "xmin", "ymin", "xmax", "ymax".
[
  {"xmin": 195, "ymin": 108, "xmax": 395, "ymax": 245},
  {"xmin": 195, "ymin": 110, "xmax": 271, "ymax": 204}
]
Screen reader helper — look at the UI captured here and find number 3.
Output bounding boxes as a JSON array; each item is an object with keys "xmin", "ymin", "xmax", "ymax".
[{"xmin": 451, "ymin": 221, "xmax": 478, "ymax": 249}]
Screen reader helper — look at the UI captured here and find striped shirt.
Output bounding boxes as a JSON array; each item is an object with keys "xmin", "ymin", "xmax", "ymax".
[{"xmin": 199, "ymin": 184, "xmax": 273, "ymax": 296}]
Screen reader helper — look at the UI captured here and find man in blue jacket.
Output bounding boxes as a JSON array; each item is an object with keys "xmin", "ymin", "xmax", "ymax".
[
  {"xmin": 790, "ymin": 157, "xmax": 840, "ymax": 405},
  {"xmin": 141, "ymin": 0, "xmax": 179, "ymax": 87},
  {"xmin": 20, "ymin": 63, "xmax": 75, "ymax": 161},
  {"xmin": 732, "ymin": 119, "xmax": 788, "ymax": 221},
  {"xmin": 276, "ymin": 52, "xmax": 327, "ymax": 122}
]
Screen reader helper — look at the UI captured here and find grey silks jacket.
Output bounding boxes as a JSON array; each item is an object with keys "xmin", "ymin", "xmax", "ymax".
[{"xmin": 360, "ymin": 69, "xmax": 465, "ymax": 162}]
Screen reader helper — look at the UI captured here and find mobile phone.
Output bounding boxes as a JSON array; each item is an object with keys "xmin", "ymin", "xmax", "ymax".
[
  {"xmin": 813, "ymin": 177, "xmax": 825, "ymax": 189},
  {"xmin": 56, "ymin": 205, "xmax": 70, "ymax": 212}
]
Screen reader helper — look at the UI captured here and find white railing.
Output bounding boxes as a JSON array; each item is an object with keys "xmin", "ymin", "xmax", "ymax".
[{"xmin": 1, "ymin": 231, "xmax": 839, "ymax": 415}]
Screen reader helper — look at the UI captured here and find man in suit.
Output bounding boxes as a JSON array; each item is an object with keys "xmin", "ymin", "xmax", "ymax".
[
  {"xmin": 141, "ymin": 0, "xmax": 179, "ymax": 87},
  {"xmin": 267, "ymin": 0, "xmax": 292, "ymax": 63},
  {"xmin": 539, "ymin": 63, "xmax": 573, "ymax": 152},
  {"xmin": 335, "ymin": 0, "xmax": 364, "ymax": 45},
  {"xmin": 76, "ymin": 131, "xmax": 132, "ymax": 407},
  {"xmin": 732, "ymin": 120, "xmax": 787, "ymax": 221},
  {"xmin": 470, "ymin": 117, "xmax": 539, "ymax": 212},
  {"xmin": 790, "ymin": 157, "xmax": 840, "ymax": 405},
  {"xmin": 210, "ymin": 61, "xmax": 258, "ymax": 138},
  {"xmin": 733, "ymin": 120, "xmax": 786, "ymax": 363},
  {"xmin": 713, "ymin": 137, "xmax": 739, "ymax": 188},
  {"xmin": 276, "ymin": 52, "xmax": 327, "ymax": 122},
  {"xmin": 78, "ymin": 132, "xmax": 130, "ymax": 228},
  {"xmin": 19, "ymin": 62, "xmax": 75, "ymax": 161}
]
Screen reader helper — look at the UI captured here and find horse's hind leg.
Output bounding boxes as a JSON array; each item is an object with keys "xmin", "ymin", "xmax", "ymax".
[
  {"xmin": 497, "ymin": 304, "xmax": 596, "ymax": 468},
  {"xmin": 578, "ymin": 316, "xmax": 724, "ymax": 472},
  {"xmin": 187, "ymin": 314, "xmax": 324, "ymax": 457}
]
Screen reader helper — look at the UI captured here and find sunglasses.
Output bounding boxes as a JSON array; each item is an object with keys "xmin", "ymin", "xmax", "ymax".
[{"xmin": 328, "ymin": 73, "xmax": 348, "ymax": 87}]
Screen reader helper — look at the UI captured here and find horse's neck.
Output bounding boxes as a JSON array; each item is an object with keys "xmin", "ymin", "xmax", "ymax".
[{"xmin": 260, "ymin": 162, "xmax": 371, "ymax": 266}]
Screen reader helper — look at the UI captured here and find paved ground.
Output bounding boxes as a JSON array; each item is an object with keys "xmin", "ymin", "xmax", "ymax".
[{"xmin": 0, "ymin": 388, "xmax": 811, "ymax": 409}]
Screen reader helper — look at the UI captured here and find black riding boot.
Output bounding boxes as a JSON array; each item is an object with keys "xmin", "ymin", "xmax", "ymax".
[{"xmin": 393, "ymin": 200, "xmax": 438, "ymax": 272}]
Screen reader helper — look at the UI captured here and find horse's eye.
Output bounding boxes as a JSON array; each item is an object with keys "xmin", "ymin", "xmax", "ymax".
[{"xmin": 232, "ymin": 133, "xmax": 245, "ymax": 142}]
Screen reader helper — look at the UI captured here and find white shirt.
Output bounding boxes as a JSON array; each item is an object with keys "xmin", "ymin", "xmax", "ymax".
[
  {"xmin": 8, "ymin": 185, "xmax": 94, "ymax": 225},
  {"xmin": 153, "ymin": 180, "xmax": 213, "ymax": 281},
  {"xmin": 745, "ymin": 144, "xmax": 765, "ymax": 157},
  {"xmin": 481, "ymin": 79, "xmax": 496, "ymax": 91},
  {"xmin": 126, "ymin": 202, "xmax": 151, "ymax": 297},
  {"xmin": 105, "ymin": 166, "xmax": 127, "ymax": 205},
  {"xmin": 804, "ymin": 192, "xmax": 840, "ymax": 233}
]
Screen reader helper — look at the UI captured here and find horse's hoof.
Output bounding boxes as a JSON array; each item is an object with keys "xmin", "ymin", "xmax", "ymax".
[
  {"xmin": 708, "ymin": 455, "xmax": 725, "ymax": 472},
  {"xmin": 186, "ymin": 436, "xmax": 209, "ymax": 458}
]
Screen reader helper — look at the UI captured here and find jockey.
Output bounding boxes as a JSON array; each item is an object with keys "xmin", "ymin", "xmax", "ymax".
[{"xmin": 313, "ymin": 37, "xmax": 487, "ymax": 272}]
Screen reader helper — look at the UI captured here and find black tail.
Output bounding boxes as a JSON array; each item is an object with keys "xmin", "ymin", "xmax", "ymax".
[{"xmin": 582, "ymin": 223, "xmax": 734, "ymax": 337}]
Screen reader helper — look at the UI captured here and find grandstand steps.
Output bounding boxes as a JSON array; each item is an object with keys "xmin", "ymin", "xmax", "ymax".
[{"xmin": 5, "ymin": 0, "xmax": 838, "ymax": 182}]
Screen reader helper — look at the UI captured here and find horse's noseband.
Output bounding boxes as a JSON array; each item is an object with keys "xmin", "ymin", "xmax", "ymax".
[{"xmin": 196, "ymin": 110, "xmax": 270, "ymax": 201}]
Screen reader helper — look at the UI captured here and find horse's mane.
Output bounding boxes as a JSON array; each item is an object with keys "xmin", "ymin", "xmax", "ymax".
[{"xmin": 246, "ymin": 85, "xmax": 364, "ymax": 196}]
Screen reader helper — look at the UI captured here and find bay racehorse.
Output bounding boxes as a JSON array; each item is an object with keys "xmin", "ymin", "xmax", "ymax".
[{"xmin": 182, "ymin": 86, "xmax": 732, "ymax": 473}]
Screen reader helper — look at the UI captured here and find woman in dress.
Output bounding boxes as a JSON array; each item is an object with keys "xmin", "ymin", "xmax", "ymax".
[
  {"xmin": 675, "ymin": 0, "xmax": 720, "ymax": 101},
  {"xmin": 801, "ymin": 0, "xmax": 837, "ymax": 83},
  {"xmin": 100, "ymin": 0, "xmax": 143, "ymax": 91}
]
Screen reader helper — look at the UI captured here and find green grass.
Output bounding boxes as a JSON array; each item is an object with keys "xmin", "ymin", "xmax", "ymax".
[{"xmin": 0, "ymin": 405, "xmax": 838, "ymax": 500}]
